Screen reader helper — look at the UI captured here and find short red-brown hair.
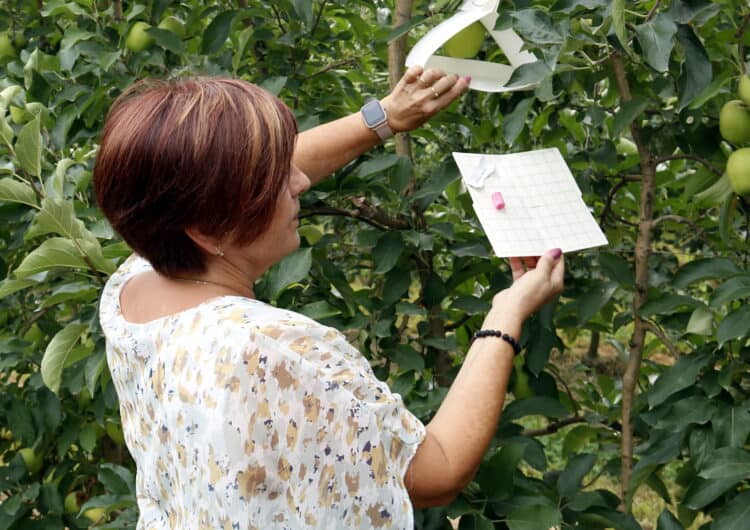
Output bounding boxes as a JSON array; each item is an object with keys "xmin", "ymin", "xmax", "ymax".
[{"xmin": 93, "ymin": 77, "xmax": 297, "ymax": 276}]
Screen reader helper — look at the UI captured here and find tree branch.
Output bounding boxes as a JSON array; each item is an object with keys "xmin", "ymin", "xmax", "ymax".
[
  {"xmin": 300, "ymin": 207, "xmax": 390, "ymax": 230},
  {"xmin": 301, "ymin": 198, "xmax": 410, "ymax": 231},
  {"xmin": 309, "ymin": 0, "xmax": 328, "ymax": 37},
  {"xmin": 522, "ymin": 416, "xmax": 586, "ymax": 437},
  {"xmin": 643, "ymin": 320, "xmax": 680, "ymax": 358},
  {"xmin": 655, "ymin": 153, "xmax": 724, "ymax": 178},
  {"xmin": 650, "ymin": 214, "xmax": 697, "ymax": 230},
  {"xmin": 388, "ymin": 0, "xmax": 414, "ymax": 160},
  {"xmin": 611, "ymin": 49, "xmax": 657, "ymax": 511},
  {"xmin": 349, "ymin": 197, "xmax": 410, "ymax": 229},
  {"xmin": 445, "ymin": 313, "xmax": 472, "ymax": 332}
]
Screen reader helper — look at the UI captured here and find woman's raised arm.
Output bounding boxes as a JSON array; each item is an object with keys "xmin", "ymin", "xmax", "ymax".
[
  {"xmin": 293, "ymin": 65, "xmax": 470, "ymax": 185},
  {"xmin": 405, "ymin": 251, "xmax": 565, "ymax": 507}
]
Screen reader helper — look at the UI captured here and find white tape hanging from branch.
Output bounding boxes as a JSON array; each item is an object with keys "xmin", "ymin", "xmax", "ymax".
[{"xmin": 405, "ymin": 0, "xmax": 538, "ymax": 93}]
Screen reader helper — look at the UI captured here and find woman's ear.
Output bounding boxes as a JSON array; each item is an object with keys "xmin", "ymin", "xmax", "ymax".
[{"xmin": 184, "ymin": 227, "xmax": 223, "ymax": 257}]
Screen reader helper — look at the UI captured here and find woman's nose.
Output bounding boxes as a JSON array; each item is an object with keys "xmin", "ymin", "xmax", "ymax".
[{"xmin": 292, "ymin": 166, "xmax": 311, "ymax": 195}]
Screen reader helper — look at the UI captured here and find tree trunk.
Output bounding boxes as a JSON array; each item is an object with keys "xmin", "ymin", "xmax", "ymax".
[
  {"xmin": 611, "ymin": 51, "xmax": 656, "ymax": 509},
  {"xmin": 388, "ymin": 0, "xmax": 414, "ymax": 158}
]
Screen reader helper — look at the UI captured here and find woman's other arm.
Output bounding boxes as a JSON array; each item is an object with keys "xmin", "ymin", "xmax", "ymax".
[
  {"xmin": 293, "ymin": 66, "xmax": 469, "ymax": 185},
  {"xmin": 405, "ymin": 251, "xmax": 566, "ymax": 508}
]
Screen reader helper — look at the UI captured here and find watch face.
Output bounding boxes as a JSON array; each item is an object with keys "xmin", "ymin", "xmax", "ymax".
[{"xmin": 362, "ymin": 100, "xmax": 386, "ymax": 126}]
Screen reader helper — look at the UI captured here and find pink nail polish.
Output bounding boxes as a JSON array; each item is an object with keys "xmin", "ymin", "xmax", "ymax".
[
  {"xmin": 465, "ymin": 76, "xmax": 472, "ymax": 83},
  {"xmin": 491, "ymin": 192, "xmax": 505, "ymax": 210},
  {"xmin": 549, "ymin": 248, "xmax": 562, "ymax": 259}
]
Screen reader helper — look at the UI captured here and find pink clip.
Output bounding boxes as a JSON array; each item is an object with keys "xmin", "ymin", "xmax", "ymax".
[{"xmin": 491, "ymin": 192, "xmax": 505, "ymax": 210}]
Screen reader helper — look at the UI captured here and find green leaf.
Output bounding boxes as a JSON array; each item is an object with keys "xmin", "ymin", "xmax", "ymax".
[
  {"xmin": 610, "ymin": 0, "xmax": 629, "ymax": 53},
  {"xmin": 562, "ymin": 425, "xmax": 598, "ymax": 456},
  {"xmin": 506, "ymin": 61, "xmax": 551, "ymax": 89},
  {"xmin": 28, "ymin": 197, "xmax": 92, "ymax": 240},
  {"xmin": 694, "ymin": 173, "xmax": 733, "ymax": 205},
  {"xmin": 0, "ymin": 177, "xmax": 38, "ymax": 207},
  {"xmin": 414, "ymin": 160, "xmax": 459, "ymax": 211},
  {"xmin": 710, "ymin": 274, "xmax": 750, "ymax": 308},
  {"xmin": 599, "ymin": 252, "xmax": 634, "ymax": 285},
  {"xmin": 613, "ymin": 98, "xmax": 649, "ymax": 136},
  {"xmin": 373, "ymin": 231, "xmax": 404, "ymax": 274},
  {"xmin": 676, "ymin": 24, "xmax": 712, "ymax": 111},
  {"xmin": 14, "ymin": 237, "xmax": 89, "ymax": 278},
  {"xmin": 266, "ymin": 247, "xmax": 311, "ymax": 299},
  {"xmin": 291, "ymin": 0, "xmax": 314, "ymax": 27},
  {"xmin": 710, "ymin": 490, "xmax": 750, "ymax": 530},
  {"xmin": 656, "ymin": 509, "xmax": 684, "ymax": 530},
  {"xmin": 698, "ymin": 447, "xmax": 750, "ymax": 482},
  {"xmin": 504, "ymin": 97, "xmax": 534, "ymax": 144},
  {"xmin": 576, "ymin": 281, "xmax": 618, "ymax": 325},
  {"xmin": 202, "ymin": 10, "xmax": 237, "ymax": 54},
  {"xmin": 558, "ymin": 453, "xmax": 597, "ymax": 498},
  {"xmin": 41, "ymin": 323, "xmax": 87, "ymax": 394},
  {"xmin": 647, "ymin": 353, "xmax": 711, "ymax": 407},
  {"xmin": 506, "ymin": 504, "xmax": 562, "ymax": 530},
  {"xmin": 14, "ymin": 115, "xmax": 42, "ymax": 177},
  {"xmin": 389, "ymin": 345, "xmax": 424, "ymax": 373},
  {"xmin": 634, "ymin": 13, "xmax": 677, "ymax": 72},
  {"xmin": 354, "ymin": 154, "xmax": 402, "ymax": 179},
  {"xmin": 384, "ymin": 15, "xmax": 427, "ymax": 43},
  {"xmin": 638, "ymin": 293, "xmax": 700, "ymax": 317},
  {"xmin": 686, "ymin": 306, "xmax": 713, "ymax": 336},
  {"xmin": 145, "ymin": 27, "xmax": 185, "ymax": 54},
  {"xmin": 502, "ymin": 396, "xmax": 569, "ymax": 421},
  {"xmin": 717, "ymin": 305, "xmax": 750, "ymax": 345},
  {"xmin": 0, "ymin": 278, "xmax": 36, "ymax": 300},
  {"xmin": 672, "ymin": 257, "xmax": 740, "ymax": 288},
  {"xmin": 511, "ymin": 9, "xmax": 564, "ymax": 44},
  {"xmin": 477, "ymin": 443, "xmax": 525, "ymax": 501},
  {"xmin": 683, "ymin": 477, "xmax": 742, "ymax": 510}
]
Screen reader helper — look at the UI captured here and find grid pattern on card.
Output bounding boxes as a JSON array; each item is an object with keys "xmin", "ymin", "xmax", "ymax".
[{"xmin": 453, "ymin": 148, "xmax": 608, "ymax": 257}]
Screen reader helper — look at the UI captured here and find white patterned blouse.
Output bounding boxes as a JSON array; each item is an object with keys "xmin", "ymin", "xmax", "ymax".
[{"xmin": 99, "ymin": 254, "xmax": 426, "ymax": 529}]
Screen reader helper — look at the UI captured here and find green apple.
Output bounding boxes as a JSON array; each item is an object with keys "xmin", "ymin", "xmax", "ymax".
[
  {"xmin": 739, "ymin": 75, "xmax": 750, "ymax": 106},
  {"xmin": 511, "ymin": 361, "xmax": 534, "ymax": 399},
  {"xmin": 442, "ymin": 21, "xmax": 486, "ymax": 59},
  {"xmin": 158, "ymin": 15, "xmax": 186, "ymax": 38},
  {"xmin": 125, "ymin": 21, "xmax": 154, "ymax": 53},
  {"xmin": 18, "ymin": 447, "xmax": 43, "ymax": 474},
  {"xmin": 64, "ymin": 492, "xmax": 80, "ymax": 514},
  {"xmin": 719, "ymin": 100, "xmax": 750, "ymax": 145},
  {"xmin": 105, "ymin": 419, "xmax": 125, "ymax": 445},
  {"xmin": 76, "ymin": 388, "xmax": 92, "ymax": 407},
  {"xmin": 0, "ymin": 32, "xmax": 15, "ymax": 59},
  {"xmin": 727, "ymin": 147, "xmax": 750, "ymax": 196},
  {"xmin": 83, "ymin": 507, "xmax": 107, "ymax": 524}
]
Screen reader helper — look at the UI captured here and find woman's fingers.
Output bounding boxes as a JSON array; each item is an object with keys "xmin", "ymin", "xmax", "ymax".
[
  {"xmin": 508, "ymin": 257, "xmax": 525, "ymax": 281},
  {"xmin": 382, "ymin": 67, "xmax": 469, "ymax": 132}
]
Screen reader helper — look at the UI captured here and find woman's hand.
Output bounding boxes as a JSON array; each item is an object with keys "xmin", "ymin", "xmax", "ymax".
[
  {"xmin": 381, "ymin": 65, "xmax": 470, "ymax": 133},
  {"xmin": 491, "ymin": 249, "xmax": 565, "ymax": 321}
]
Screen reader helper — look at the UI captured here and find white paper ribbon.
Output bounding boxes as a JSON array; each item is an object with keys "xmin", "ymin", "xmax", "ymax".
[{"xmin": 405, "ymin": 0, "xmax": 538, "ymax": 93}]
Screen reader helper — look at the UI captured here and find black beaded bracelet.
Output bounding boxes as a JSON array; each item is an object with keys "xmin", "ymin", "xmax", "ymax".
[{"xmin": 472, "ymin": 329, "xmax": 521, "ymax": 355}]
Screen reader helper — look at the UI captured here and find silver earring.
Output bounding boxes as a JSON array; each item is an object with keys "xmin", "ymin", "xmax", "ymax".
[{"xmin": 216, "ymin": 248, "xmax": 225, "ymax": 257}]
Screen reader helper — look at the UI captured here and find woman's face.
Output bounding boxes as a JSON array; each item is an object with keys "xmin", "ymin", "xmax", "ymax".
[{"xmin": 238, "ymin": 164, "xmax": 310, "ymax": 271}]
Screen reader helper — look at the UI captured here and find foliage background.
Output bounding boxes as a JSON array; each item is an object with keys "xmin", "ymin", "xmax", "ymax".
[{"xmin": 0, "ymin": 0, "xmax": 749, "ymax": 528}]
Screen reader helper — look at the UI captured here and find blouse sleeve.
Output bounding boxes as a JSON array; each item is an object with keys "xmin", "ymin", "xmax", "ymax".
[{"xmin": 219, "ymin": 315, "xmax": 426, "ymax": 527}]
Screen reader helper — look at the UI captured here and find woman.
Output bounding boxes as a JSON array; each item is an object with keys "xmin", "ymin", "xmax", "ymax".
[{"xmin": 94, "ymin": 68, "xmax": 564, "ymax": 529}]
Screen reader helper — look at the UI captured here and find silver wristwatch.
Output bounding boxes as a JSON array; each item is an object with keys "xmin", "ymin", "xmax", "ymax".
[{"xmin": 360, "ymin": 99, "xmax": 394, "ymax": 140}]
